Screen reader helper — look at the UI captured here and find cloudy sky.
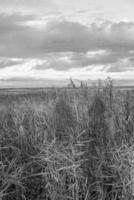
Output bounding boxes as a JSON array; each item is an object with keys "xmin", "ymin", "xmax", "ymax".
[{"xmin": 0, "ymin": 0, "xmax": 134, "ymax": 87}]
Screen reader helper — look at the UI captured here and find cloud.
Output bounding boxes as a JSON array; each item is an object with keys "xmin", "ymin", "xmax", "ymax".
[
  {"xmin": 34, "ymin": 50, "xmax": 134, "ymax": 73},
  {"xmin": 0, "ymin": 14, "xmax": 134, "ymax": 58},
  {"xmin": 40, "ymin": 20, "xmax": 134, "ymax": 54},
  {"xmin": 107, "ymin": 58, "xmax": 134, "ymax": 72},
  {"xmin": 0, "ymin": 58, "xmax": 24, "ymax": 68},
  {"xmin": 0, "ymin": 56, "xmax": 134, "ymax": 83},
  {"xmin": 0, "ymin": 13, "xmax": 44, "ymax": 58},
  {"xmin": 0, "ymin": 13, "xmax": 134, "ymax": 77}
]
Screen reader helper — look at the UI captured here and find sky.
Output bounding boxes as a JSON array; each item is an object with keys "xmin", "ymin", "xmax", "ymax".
[{"xmin": 0, "ymin": 0, "xmax": 134, "ymax": 87}]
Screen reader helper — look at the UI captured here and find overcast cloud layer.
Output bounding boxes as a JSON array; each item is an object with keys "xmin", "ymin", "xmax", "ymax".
[{"xmin": 0, "ymin": 0, "xmax": 134, "ymax": 86}]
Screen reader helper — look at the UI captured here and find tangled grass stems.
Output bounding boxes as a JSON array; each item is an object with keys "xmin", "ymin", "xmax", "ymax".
[{"xmin": 0, "ymin": 79, "xmax": 134, "ymax": 199}]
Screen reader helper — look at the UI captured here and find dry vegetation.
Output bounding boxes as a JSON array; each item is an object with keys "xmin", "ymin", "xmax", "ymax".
[{"xmin": 1, "ymin": 79, "xmax": 134, "ymax": 200}]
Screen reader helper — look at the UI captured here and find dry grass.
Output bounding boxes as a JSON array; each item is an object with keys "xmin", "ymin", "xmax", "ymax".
[{"xmin": 0, "ymin": 79, "xmax": 134, "ymax": 199}]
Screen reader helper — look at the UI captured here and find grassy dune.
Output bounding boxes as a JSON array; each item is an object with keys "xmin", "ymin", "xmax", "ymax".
[{"xmin": 0, "ymin": 80, "xmax": 134, "ymax": 200}]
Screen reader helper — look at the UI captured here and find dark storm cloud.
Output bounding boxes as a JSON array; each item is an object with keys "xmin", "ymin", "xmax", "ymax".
[
  {"xmin": 0, "ymin": 13, "xmax": 134, "ymax": 72},
  {"xmin": 0, "ymin": 13, "xmax": 43, "ymax": 58},
  {"xmin": 41, "ymin": 20, "xmax": 134, "ymax": 53}
]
